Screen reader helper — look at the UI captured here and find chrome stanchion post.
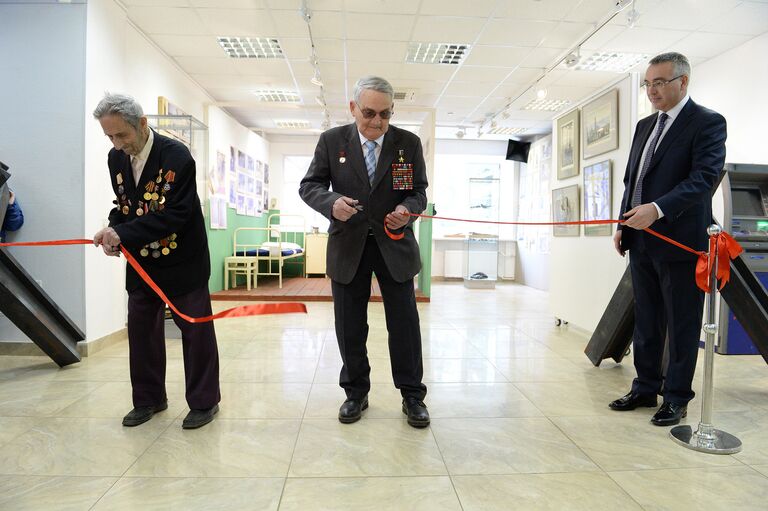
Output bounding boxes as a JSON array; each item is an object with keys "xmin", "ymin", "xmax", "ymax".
[{"xmin": 670, "ymin": 224, "xmax": 742, "ymax": 454}]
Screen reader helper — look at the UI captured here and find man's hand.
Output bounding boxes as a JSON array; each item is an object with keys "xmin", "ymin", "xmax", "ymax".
[
  {"xmin": 93, "ymin": 227, "xmax": 121, "ymax": 257},
  {"xmin": 385, "ymin": 205, "xmax": 410, "ymax": 230},
  {"xmin": 8, "ymin": 191, "xmax": 15, "ymax": 205},
  {"xmin": 613, "ymin": 230, "xmax": 624, "ymax": 257},
  {"xmin": 332, "ymin": 196, "xmax": 359, "ymax": 221},
  {"xmin": 622, "ymin": 203, "xmax": 659, "ymax": 230}
]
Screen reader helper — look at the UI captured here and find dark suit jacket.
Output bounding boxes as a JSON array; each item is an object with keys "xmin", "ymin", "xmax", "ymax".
[
  {"xmin": 107, "ymin": 130, "xmax": 211, "ymax": 296},
  {"xmin": 299, "ymin": 123, "xmax": 428, "ymax": 284},
  {"xmin": 618, "ymin": 99, "xmax": 726, "ymax": 260}
]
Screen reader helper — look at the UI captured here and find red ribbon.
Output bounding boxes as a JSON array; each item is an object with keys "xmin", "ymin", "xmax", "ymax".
[
  {"xmin": 0, "ymin": 239, "xmax": 307, "ymax": 322},
  {"xmin": 386, "ymin": 213, "xmax": 744, "ymax": 294}
]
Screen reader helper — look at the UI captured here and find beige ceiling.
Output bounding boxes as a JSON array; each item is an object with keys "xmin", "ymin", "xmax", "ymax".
[{"xmin": 121, "ymin": 0, "xmax": 768, "ymax": 139}]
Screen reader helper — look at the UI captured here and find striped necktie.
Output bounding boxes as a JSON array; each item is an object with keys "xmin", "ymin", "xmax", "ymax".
[
  {"xmin": 631, "ymin": 112, "xmax": 668, "ymax": 208},
  {"xmin": 364, "ymin": 140, "xmax": 377, "ymax": 185}
]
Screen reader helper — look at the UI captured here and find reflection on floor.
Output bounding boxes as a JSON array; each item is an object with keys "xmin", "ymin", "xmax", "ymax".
[
  {"xmin": 0, "ymin": 282, "xmax": 766, "ymax": 510},
  {"xmin": 213, "ymin": 275, "xmax": 430, "ymax": 302}
]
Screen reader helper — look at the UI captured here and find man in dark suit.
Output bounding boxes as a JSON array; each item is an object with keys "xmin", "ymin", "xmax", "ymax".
[
  {"xmin": 610, "ymin": 53, "xmax": 726, "ymax": 426},
  {"xmin": 92, "ymin": 93, "xmax": 220, "ymax": 429},
  {"xmin": 300, "ymin": 76, "xmax": 430, "ymax": 428}
]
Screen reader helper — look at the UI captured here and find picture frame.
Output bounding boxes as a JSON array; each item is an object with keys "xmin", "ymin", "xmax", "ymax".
[
  {"xmin": 552, "ymin": 184, "xmax": 580, "ymax": 237},
  {"xmin": 556, "ymin": 108, "xmax": 580, "ymax": 179},
  {"xmin": 156, "ymin": 96, "xmax": 191, "ymax": 145},
  {"xmin": 583, "ymin": 160, "xmax": 612, "ymax": 236},
  {"xmin": 582, "ymin": 88, "xmax": 618, "ymax": 159}
]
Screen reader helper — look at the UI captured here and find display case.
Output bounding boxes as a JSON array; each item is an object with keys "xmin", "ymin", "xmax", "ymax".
[{"xmin": 464, "ymin": 235, "xmax": 498, "ymax": 288}]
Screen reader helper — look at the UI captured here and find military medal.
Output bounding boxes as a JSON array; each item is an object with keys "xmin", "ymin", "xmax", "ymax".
[
  {"xmin": 118, "ymin": 185, "xmax": 124, "ymax": 194},
  {"xmin": 122, "ymin": 205, "xmax": 129, "ymax": 215},
  {"xmin": 398, "ymin": 149, "xmax": 405, "ymax": 163},
  {"xmin": 140, "ymin": 248, "xmax": 149, "ymax": 257},
  {"xmin": 169, "ymin": 241, "xmax": 177, "ymax": 249},
  {"xmin": 391, "ymin": 160, "xmax": 414, "ymax": 191},
  {"xmin": 151, "ymin": 192, "xmax": 159, "ymax": 201},
  {"xmin": 161, "ymin": 247, "xmax": 170, "ymax": 256},
  {"xmin": 116, "ymin": 173, "xmax": 123, "ymax": 185},
  {"xmin": 339, "ymin": 151, "xmax": 346, "ymax": 164},
  {"xmin": 152, "ymin": 250, "xmax": 161, "ymax": 258},
  {"xmin": 143, "ymin": 192, "xmax": 152, "ymax": 200}
]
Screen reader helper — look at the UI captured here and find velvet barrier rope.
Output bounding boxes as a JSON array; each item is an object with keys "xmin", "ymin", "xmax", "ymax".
[
  {"xmin": 384, "ymin": 214, "xmax": 743, "ymax": 294},
  {"xmin": 0, "ymin": 239, "xmax": 307, "ymax": 322}
]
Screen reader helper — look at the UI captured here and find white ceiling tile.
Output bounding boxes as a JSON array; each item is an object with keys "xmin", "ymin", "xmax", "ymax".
[
  {"xmin": 192, "ymin": 74, "xmax": 294, "ymax": 89},
  {"xmin": 313, "ymin": 39, "xmax": 346, "ymax": 60},
  {"xmin": 478, "ymin": 20, "xmax": 557, "ymax": 46},
  {"xmin": 438, "ymin": 96, "xmax": 484, "ymax": 109},
  {"xmin": 346, "ymin": 41, "xmax": 408, "ymax": 62},
  {"xmin": 265, "ymin": 0, "xmax": 343, "ymax": 10},
  {"xmin": 127, "ymin": 6, "xmax": 207, "ymax": 35},
  {"xmin": 580, "ymin": 24, "xmax": 625, "ymax": 51},
  {"xmin": 540, "ymin": 21, "xmax": 594, "ymax": 49},
  {"xmin": 296, "ymin": 60, "xmax": 346, "ymax": 79},
  {"xmin": 463, "ymin": 46, "xmax": 532, "ymax": 67},
  {"xmin": 231, "ymin": 59, "xmax": 296, "ymax": 77},
  {"xmin": 398, "ymin": 63, "xmax": 459, "ymax": 80},
  {"xmin": 198, "ymin": 8, "xmax": 276, "ymax": 36},
  {"xmin": 287, "ymin": 60, "xmax": 316, "ymax": 77},
  {"xmin": 555, "ymin": 69, "xmax": 623, "ymax": 88},
  {"xmin": 604, "ymin": 27, "xmax": 692, "ymax": 54},
  {"xmin": 191, "ymin": 0, "xmax": 268, "ymax": 7},
  {"xmin": 673, "ymin": 31, "xmax": 754, "ymax": 59},
  {"xmin": 346, "ymin": 61, "xmax": 404, "ymax": 80},
  {"xmin": 418, "ymin": 0, "xmax": 497, "ymax": 17},
  {"xmin": 345, "ymin": 0, "xmax": 419, "ymax": 14},
  {"xmin": 122, "ymin": 0, "xmax": 190, "ymax": 6},
  {"xmin": 494, "ymin": 0, "xmax": 580, "ymax": 21},
  {"xmin": 503, "ymin": 67, "xmax": 545, "ymax": 83},
  {"xmin": 174, "ymin": 56, "xmax": 238, "ymax": 75},
  {"xmin": 452, "ymin": 66, "xmax": 515, "ymax": 82},
  {"xmin": 520, "ymin": 47, "xmax": 567, "ymax": 68},
  {"xmin": 701, "ymin": 1, "xmax": 768, "ymax": 35},
  {"xmin": 411, "ymin": 16, "xmax": 487, "ymax": 42},
  {"xmin": 271, "ymin": 10, "xmax": 344, "ymax": 38},
  {"xmin": 346, "ymin": 13, "xmax": 416, "ymax": 41},
  {"xmin": 207, "ymin": 87, "xmax": 263, "ymax": 102},
  {"xmin": 443, "ymin": 81, "xmax": 498, "ymax": 97},
  {"xmin": 628, "ymin": 0, "xmax": 741, "ymax": 31},
  {"xmin": 150, "ymin": 34, "xmax": 226, "ymax": 57}
]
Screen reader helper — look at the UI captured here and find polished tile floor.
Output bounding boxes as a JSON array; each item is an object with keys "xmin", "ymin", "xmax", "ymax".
[{"xmin": 0, "ymin": 282, "xmax": 766, "ymax": 510}]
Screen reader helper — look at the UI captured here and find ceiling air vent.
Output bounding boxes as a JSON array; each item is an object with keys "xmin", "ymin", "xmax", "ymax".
[
  {"xmin": 489, "ymin": 127, "xmax": 527, "ymax": 135},
  {"xmin": 251, "ymin": 90, "xmax": 301, "ymax": 103},
  {"xmin": 405, "ymin": 43, "xmax": 470, "ymax": 65},
  {"xmin": 217, "ymin": 37, "xmax": 284, "ymax": 59},
  {"xmin": 393, "ymin": 90, "xmax": 417, "ymax": 102},
  {"xmin": 275, "ymin": 120, "xmax": 311, "ymax": 129}
]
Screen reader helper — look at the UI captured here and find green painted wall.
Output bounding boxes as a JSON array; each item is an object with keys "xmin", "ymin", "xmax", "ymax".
[
  {"xmin": 417, "ymin": 202, "xmax": 434, "ymax": 298},
  {"xmin": 206, "ymin": 206, "xmax": 270, "ymax": 292}
]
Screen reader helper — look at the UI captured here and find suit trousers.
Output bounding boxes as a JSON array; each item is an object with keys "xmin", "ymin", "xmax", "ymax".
[
  {"xmin": 127, "ymin": 285, "xmax": 221, "ymax": 410},
  {"xmin": 629, "ymin": 247, "xmax": 705, "ymax": 405},
  {"xmin": 331, "ymin": 235, "xmax": 427, "ymax": 401}
]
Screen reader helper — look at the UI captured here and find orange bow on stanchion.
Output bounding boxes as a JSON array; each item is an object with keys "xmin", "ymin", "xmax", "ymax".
[
  {"xmin": 0, "ymin": 239, "xmax": 308, "ymax": 322},
  {"xmin": 695, "ymin": 231, "xmax": 744, "ymax": 293}
]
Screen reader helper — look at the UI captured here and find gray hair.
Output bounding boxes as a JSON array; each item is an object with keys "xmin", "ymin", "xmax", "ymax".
[
  {"xmin": 352, "ymin": 76, "xmax": 394, "ymax": 104},
  {"xmin": 92, "ymin": 93, "xmax": 144, "ymax": 130},
  {"xmin": 649, "ymin": 52, "xmax": 691, "ymax": 79}
]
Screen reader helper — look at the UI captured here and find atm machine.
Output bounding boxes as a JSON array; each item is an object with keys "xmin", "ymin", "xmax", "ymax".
[{"xmin": 718, "ymin": 163, "xmax": 768, "ymax": 354}]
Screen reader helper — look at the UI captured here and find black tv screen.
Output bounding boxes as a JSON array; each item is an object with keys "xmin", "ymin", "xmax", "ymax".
[{"xmin": 506, "ymin": 139, "xmax": 530, "ymax": 163}]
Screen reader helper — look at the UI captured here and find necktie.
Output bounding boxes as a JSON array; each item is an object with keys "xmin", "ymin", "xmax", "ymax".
[
  {"xmin": 364, "ymin": 140, "xmax": 377, "ymax": 185},
  {"xmin": 631, "ymin": 112, "xmax": 668, "ymax": 208}
]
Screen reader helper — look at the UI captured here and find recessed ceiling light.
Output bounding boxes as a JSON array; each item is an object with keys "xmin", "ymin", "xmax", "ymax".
[
  {"xmin": 275, "ymin": 120, "xmax": 311, "ymax": 129},
  {"xmin": 251, "ymin": 90, "xmax": 301, "ymax": 103},
  {"xmin": 217, "ymin": 37, "xmax": 284, "ymax": 59},
  {"xmin": 574, "ymin": 51, "xmax": 649, "ymax": 73},
  {"xmin": 523, "ymin": 98, "xmax": 570, "ymax": 112},
  {"xmin": 405, "ymin": 42, "xmax": 470, "ymax": 65}
]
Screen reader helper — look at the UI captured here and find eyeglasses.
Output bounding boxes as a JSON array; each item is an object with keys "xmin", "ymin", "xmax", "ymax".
[
  {"xmin": 355, "ymin": 102, "xmax": 393, "ymax": 119},
  {"xmin": 641, "ymin": 75, "xmax": 684, "ymax": 89}
]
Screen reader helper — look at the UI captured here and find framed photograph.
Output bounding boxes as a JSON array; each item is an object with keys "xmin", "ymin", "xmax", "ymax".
[
  {"xmin": 556, "ymin": 109, "xmax": 580, "ymax": 179},
  {"xmin": 157, "ymin": 96, "xmax": 191, "ymax": 145},
  {"xmin": 582, "ymin": 88, "xmax": 618, "ymax": 159},
  {"xmin": 583, "ymin": 160, "xmax": 612, "ymax": 236},
  {"xmin": 552, "ymin": 184, "xmax": 580, "ymax": 237}
]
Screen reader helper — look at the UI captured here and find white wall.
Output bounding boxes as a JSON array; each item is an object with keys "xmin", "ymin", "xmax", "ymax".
[
  {"xmin": 0, "ymin": 2, "xmax": 87, "ymax": 341},
  {"xmin": 549, "ymin": 76, "xmax": 633, "ymax": 331},
  {"xmin": 689, "ymin": 32, "xmax": 768, "ymax": 165}
]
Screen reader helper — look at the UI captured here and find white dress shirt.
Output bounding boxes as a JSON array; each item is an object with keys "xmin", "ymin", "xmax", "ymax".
[{"xmin": 131, "ymin": 128, "xmax": 155, "ymax": 186}]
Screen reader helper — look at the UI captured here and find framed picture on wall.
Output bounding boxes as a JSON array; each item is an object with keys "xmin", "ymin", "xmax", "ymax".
[
  {"xmin": 556, "ymin": 109, "xmax": 580, "ymax": 179},
  {"xmin": 552, "ymin": 184, "xmax": 580, "ymax": 237},
  {"xmin": 582, "ymin": 88, "xmax": 618, "ymax": 159},
  {"xmin": 583, "ymin": 160, "xmax": 612, "ymax": 236}
]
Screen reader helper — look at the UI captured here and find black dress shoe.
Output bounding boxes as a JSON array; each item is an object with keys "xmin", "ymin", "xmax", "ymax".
[
  {"xmin": 402, "ymin": 397, "xmax": 430, "ymax": 428},
  {"xmin": 338, "ymin": 396, "xmax": 368, "ymax": 424},
  {"xmin": 609, "ymin": 392, "xmax": 658, "ymax": 411},
  {"xmin": 122, "ymin": 401, "xmax": 168, "ymax": 427},
  {"xmin": 182, "ymin": 404, "xmax": 219, "ymax": 429},
  {"xmin": 651, "ymin": 402, "xmax": 687, "ymax": 426}
]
